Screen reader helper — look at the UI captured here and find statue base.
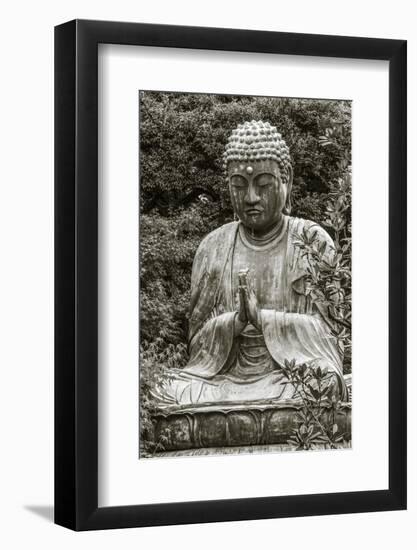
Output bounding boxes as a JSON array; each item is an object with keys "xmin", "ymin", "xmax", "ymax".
[{"xmin": 151, "ymin": 400, "xmax": 351, "ymax": 453}]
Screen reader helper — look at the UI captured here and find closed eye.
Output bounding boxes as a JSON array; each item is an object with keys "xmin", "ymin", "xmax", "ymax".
[
  {"xmin": 255, "ymin": 173, "xmax": 276, "ymax": 187},
  {"xmin": 230, "ymin": 175, "xmax": 248, "ymax": 188}
]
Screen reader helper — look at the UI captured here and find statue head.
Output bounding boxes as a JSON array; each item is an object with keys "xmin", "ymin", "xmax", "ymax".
[{"xmin": 223, "ymin": 120, "xmax": 293, "ymax": 232}]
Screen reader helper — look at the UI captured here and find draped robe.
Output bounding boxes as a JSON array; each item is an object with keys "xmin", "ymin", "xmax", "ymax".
[{"xmin": 154, "ymin": 216, "xmax": 348, "ymax": 406}]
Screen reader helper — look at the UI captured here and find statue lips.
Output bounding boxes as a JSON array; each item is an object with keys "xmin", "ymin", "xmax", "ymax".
[{"xmin": 245, "ymin": 208, "xmax": 263, "ymax": 216}]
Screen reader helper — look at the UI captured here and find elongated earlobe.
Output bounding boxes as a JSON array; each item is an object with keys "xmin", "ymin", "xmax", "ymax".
[
  {"xmin": 283, "ymin": 196, "xmax": 292, "ymax": 215},
  {"xmin": 282, "ymin": 165, "xmax": 293, "ymax": 215}
]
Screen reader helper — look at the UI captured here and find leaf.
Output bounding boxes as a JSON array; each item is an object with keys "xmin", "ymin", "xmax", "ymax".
[
  {"xmin": 321, "ymin": 385, "xmax": 332, "ymax": 398},
  {"xmin": 318, "ymin": 241, "xmax": 327, "ymax": 255},
  {"xmin": 299, "ymin": 424, "xmax": 308, "ymax": 435},
  {"xmin": 309, "ymin": 387, "xmax": 321, "ymax": 401}
]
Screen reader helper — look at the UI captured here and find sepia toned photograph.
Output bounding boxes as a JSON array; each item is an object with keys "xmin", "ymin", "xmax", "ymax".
[{"xmin": 139, "ymin": 91, "xmax": 352, "ymax": 459}]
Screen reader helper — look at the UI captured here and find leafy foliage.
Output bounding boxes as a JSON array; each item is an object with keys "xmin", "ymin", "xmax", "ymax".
[
  {"xmin": 293, "ymin": 124, "xmax": 352, "ymax": 373},
  {"xmin": 139, "ymin": 341, "xmax": 187, "ymax": 456},
  {"xmin": 276, "ymin": 359, "xmax": 351, "ymax": 450}
]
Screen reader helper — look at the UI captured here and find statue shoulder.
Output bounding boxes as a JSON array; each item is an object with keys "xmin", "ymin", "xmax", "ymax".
[
  {"xmin": 190, "ymin": 221, "xmax": 238, "ymax": 292},
  {"xmin": 288, "ymin": 216, "xmax": 335, "ymax": 248},
  {"xmin": 196, "ymin": 221, "xmax": 239, "ymax": 254}
]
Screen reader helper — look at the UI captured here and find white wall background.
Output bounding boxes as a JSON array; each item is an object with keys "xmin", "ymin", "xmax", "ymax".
[{"xmin": 0, "ymin": 0, "xmax": 414, "ymax": 548}]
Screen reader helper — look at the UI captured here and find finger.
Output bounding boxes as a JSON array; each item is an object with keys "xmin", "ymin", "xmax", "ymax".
[
  {"xmin": 238, "ymin": 285, "xmax": 246, "ymax": 306},
  {"xmin": 243, "ymin": 289, "xmax": 256, "ymax": 324},
  {"xmin": 245, "ymin": 287, "xmax": 255, "ymax": 310},
  {"xmin": 238, "ymin": 286, "xmax": 248, "ymax": 320},
  {"xmin": 243, "ymin": 286, "xmax": 251, "ymax": 308},
  {"xmin": 242, "ymin": 288, "xmax": 252, "ymax": 320},
  {"xmin": 249, "ymin": 288, "xmax": 258, "ymax": 305},
  {"xmin": 247, "ymin": 276, "xmax": 255, "ymax": 293}
]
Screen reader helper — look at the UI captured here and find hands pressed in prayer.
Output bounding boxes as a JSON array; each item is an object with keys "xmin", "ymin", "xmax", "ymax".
[
  {"xmin": 245, "ymin": 284, "xmax": 262, "ymax": 330},
  {"xmin": 234, "ymin": 269, "xmax": 261, "ymax": 335}
]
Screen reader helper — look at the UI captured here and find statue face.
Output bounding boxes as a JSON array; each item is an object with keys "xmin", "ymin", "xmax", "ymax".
[{"xmin": 228, "ymin": 159, "xmax": 288, "ymax": 232}]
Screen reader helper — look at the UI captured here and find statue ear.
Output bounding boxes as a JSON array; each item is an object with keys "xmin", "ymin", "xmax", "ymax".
[{"xmin": 282, "ymin": 164, "xmax": 293, "ymax": 215}]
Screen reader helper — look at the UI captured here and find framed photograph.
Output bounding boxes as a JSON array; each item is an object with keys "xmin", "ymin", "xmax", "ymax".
[{"xmin": 55, "ymin": 19, "xmax": 406, "ymax": 530}]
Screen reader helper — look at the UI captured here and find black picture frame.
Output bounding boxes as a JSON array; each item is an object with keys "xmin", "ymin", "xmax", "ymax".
[{"xmin": 55, "ymin": 19, "xmax": 407, "ymax": 531}]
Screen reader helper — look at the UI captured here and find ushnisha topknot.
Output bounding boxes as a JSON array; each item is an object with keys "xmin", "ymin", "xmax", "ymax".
[{"xmin": 222, "ymin": 120, "xmax": 291, "ymax": 176}]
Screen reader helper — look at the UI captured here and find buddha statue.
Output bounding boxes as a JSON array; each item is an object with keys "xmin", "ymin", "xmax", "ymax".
[{"xmin": 153, "ymin": 120, "xmax": 348, "ymax": 408}]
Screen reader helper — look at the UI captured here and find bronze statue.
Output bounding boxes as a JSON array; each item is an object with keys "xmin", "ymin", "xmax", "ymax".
[{"xmin": 153, "ymin": 120, "xmax": 348, "ymax": 407}]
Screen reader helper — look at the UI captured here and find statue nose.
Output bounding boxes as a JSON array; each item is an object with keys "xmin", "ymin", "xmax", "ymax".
[{"xmin": 245, "ymin": 184, "xmax": 260, "ymax": 204}]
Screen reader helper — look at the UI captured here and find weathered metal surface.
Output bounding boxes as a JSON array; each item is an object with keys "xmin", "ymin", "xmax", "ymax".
[{"xmin": 153, "ymin": 402, "xmax": 351, "ymax": 452}]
